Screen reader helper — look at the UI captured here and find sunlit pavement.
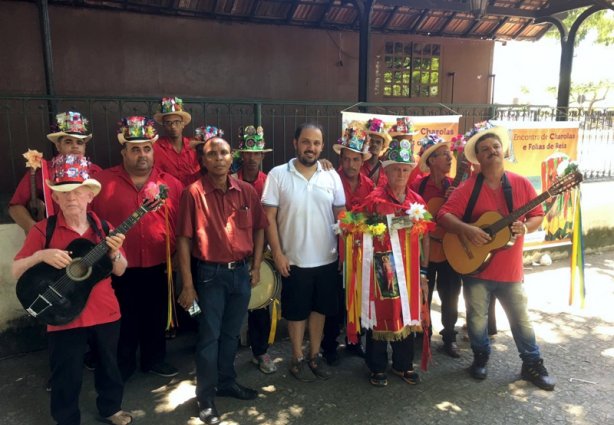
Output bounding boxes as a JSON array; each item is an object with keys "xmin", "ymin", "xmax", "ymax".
[{"xmin": 1, "ymin": 250, "xmax": 613, "ymax": 425}]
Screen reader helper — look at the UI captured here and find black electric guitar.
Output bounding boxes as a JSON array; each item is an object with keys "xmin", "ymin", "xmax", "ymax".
[
  {"xmin": 16, "ymin": 186, "xmax": 168, "ymax": 326},
  {"xmin": 442, "ymin": 171, "xmax": 582, "ymax": 275}
]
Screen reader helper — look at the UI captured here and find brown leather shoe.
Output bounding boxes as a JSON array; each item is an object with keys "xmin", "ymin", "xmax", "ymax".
[{"xmin": 443, "ymin": 342, "xmax": 461, "ymax": 358}]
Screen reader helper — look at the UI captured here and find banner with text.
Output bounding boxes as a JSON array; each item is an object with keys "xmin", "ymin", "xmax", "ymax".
[{"xmin": 492, "ymin": 120, "xmax": 580, "ymax": 249}]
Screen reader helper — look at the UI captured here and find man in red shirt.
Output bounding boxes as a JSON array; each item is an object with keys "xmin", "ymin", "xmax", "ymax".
[
  {"xmin": 153, "ymin": 97, "xmax": 200, "ymax": 187},
  {"xmin": 361, "ymin": 117, "xmax": 392, "ymax": 188},
  {"xmin": 176, "ymin": 135, "xmax": 267, "ymax": 425},
  {"xmin": 438, "ymin": 124, "xmax": 555, "ymax": 391},
  {"xmin": 411, "ymin": 134, "xmax": 462, "ymax": 358},
  {"xmin": 91, "ymin": 116, "xmax": 183, "ymax": 381},
  {"xmin": 230, "ymin": 125, "xmax": 277, "ymax": 375},
  {"xmin": 9, "ymin": 111, "xmax": 102, "ymax": 234},
  {"xmin": 321, "ymin": 126, "xmax": 374, "ymax": 364},
  {"xmin": 13, "ymin": 155, "xmax": 132, "ymax": 425}
]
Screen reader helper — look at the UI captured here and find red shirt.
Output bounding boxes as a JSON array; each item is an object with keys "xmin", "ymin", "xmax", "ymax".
[
  {"xmin": 234, "ymin": 169, "xmax": 268, "ymax": 198},
  {"xmin": 10, "ymin": 160, "xmax": 102, "ymax": 209},
  {"xmin": 91, "ymin": 165, "xmax": 182, "ymax": 268},
  {"xmin": 154, "ymin": 136, "xmax": 201, "ymax": 187},
  {"xmin": 437, "ymin": 171, "xmax": 544, "ymax": 283},
  {"xmin": 14, "ymin": 211, "xmax": 122, "ymax": 332},
  {"xmin": 361, "ymin": 160, "xmax": 388, "ymax": 189},
  {"xmin": 339, "ymin": 169, "xmax": 375, "ymax": 210},
  {"xmin": 176, "ymin": 175, "xmax": 268, "ymax": 263},
  {"xmin": 410, "ymin": 175, "xmax": 453, "ymax": 203}
]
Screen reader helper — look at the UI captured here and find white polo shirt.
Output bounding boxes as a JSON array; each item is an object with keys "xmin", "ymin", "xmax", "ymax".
[{"xmin": 262, "ymin": 158, "xmax": 346, "ymax": 268}]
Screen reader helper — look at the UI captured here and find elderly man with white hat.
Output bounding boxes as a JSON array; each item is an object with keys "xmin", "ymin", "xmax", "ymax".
[
  {"xmin": 91, "ymin": 117, "xmax": 183, "ymax": 381},
  {"xmin": 9, "ymin": 111, "xmax": 102, "ymax": 234},
  {"xmin": 438, "ymin": 122, "xmax": 555, "ymax": 391},
  {"xmin": 13, "ymin": 154, "xmax": 132, "ymax": 425}
]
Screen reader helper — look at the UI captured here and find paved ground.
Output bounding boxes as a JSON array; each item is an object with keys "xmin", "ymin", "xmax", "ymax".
[{"xmin": 1, "ymin": 250, "xmax": 613, "ymax": 425}]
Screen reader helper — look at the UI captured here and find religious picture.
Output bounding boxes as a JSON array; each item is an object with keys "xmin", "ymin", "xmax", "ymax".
[{"xmin": 374, "ymin": 252, "xmax": 400, "ymax": 299}]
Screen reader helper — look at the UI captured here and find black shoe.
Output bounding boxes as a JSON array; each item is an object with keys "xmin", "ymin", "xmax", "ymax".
[
  {"xmin": 216, "ymin": 383, "xmax": 258, "ymax": 400},
  {"xmin": 322, "ymin": 350, "xmax": 340, "ymax": 366},
  {"xmin": 146, "ymin": 362, "xmax": 178, "ymax": 378},
  {"xmin": 521, "ymin": 359, "xmax": 556, "ymax": 391},
  {"xmin": 345, "ymin": 343, "xmax": 365, "ymax": 358},
  {"xmin": 83, "ymin": 351, "xmax": 96, "ymax": 371},
  {"xmin": 45, "ymin": 378, "xmax": 51, "ymax": 392},
  {"xmin": 469, "ymin": 352, "xmax": 489, "ymax": 380},
  {"xmin": 442, "ymin": 342, "xmax": 461, "ymax": 358},
  {"xmin": 199, "ymin": 399, "xmax": 220, "ymax": 425}
]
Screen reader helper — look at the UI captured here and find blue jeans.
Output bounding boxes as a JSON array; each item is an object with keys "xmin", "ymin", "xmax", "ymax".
[
  {"xmin": 194, "ymin": 261, "xmax": 251, "ymax": 403},
  {"xmin": 463, "ymin": 277, "xmax": 540, "ymax": 363}
]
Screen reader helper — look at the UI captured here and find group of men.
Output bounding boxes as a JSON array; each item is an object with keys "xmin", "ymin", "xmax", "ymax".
[{"xmin": 10, "ymin": 98, "xmax": 556, "ymax": 425}]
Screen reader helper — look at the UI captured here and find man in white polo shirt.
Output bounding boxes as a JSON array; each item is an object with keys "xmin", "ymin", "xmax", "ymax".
[{"xmin": 262, "ymin": 123, "xmax": 346, "ymax": 382}]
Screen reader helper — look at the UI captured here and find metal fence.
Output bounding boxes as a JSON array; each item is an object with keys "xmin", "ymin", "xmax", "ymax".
[{"xmin": 1, "ymin": 95, "xmax": 613, "ymax": 222}]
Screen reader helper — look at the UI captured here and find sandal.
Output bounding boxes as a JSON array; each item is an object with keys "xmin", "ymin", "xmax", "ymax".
[
  {"xmin": 392, "ymin": 369, "xmax": 420, "ymax": 385},
  {"xmin": 369, "ymin": 372, "xmax": 388, "ymax": 387},
  {"xmin": 98, "ymin": 410, "xmax": 133, "ymax": 425}
]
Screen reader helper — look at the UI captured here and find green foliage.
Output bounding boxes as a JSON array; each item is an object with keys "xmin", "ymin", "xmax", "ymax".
[
  {"xmin": 546, "ymin": 80, "xmax": 613, "ymax": 109},
  {"xmin": 545, "ymin": 8, "xmax": 614, "ymax": 46}
]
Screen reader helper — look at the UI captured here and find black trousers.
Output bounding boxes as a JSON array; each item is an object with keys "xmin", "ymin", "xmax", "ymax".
[
  {"xmin": 247, "ymin": 307, "xmax": 271, "ymax": 357},
  {"xmin": 426, "ymin": 261, "xmax": 462, "ymax": 343},
  {"xmin": 48, "ymin": 321, "xmax": 123, "ymax": 425},
  {"xmin": 322, "ymin": 272, "xmax": 345, "ymax": 354},
  {"xmin": 112, "ymin": 265, "xmax": 168, "ymax": 378},
  {"xmin": 365, "ymin": 330, "xmax": 415, "ymax": 373}
]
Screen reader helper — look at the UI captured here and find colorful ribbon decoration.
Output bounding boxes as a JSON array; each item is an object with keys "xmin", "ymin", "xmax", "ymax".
[
  {"xmin": 267, "ymin": 299, "xmax": 281, "ymax": 345},
  {"xmin": 569, "ymin": 188, "xmax": 586, "ymax": 308},
  {"xmin": 165, "ymin": 203, "xmax": 178, "ymax": 331}
]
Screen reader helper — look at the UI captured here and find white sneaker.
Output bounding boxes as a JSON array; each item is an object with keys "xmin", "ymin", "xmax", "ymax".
[{"xmin": 252, "ymin": 353, "xmax": 277, "ymax": 374}]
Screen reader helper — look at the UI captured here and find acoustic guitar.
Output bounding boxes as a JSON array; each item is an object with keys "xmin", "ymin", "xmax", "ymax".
[
  {"xmin": 426, "ymin": 151, "xmax": 469, "ymax": 262},
  {"xmin": 442, "ymin": 171, "xmax": 582, "ymax": 275},
  {"xmin": 16, "ymin": 186, "xmax": 167, "ymax": 326}
]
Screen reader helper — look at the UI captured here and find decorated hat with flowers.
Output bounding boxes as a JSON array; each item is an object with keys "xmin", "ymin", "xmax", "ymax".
[
  {"xmin": 117, "ymin": 116, "xmax": 159, "ymax": 145},
  {"xmin": 333, "ymin": 126, "xmax": 371, "ymax": 160},
  {"xmin": 194, "ymin": 125, "xmax": 224, "ymax": 143},
  {"xmin": 46, "ymin": 154, "xmax": 101, "ymax": 196},
  {"xmin": 366, "ymin": 117, "xmax": 392, "ymax": 148},
  {"xmin": 47, "ymin": 111, "xmax": 92, "ymax": 144},
  {"xmin": 235, "ymin": 125, "xmax": 271, "ymax": 152},
  {"xmin": 464, "ymin": 121, "xmax": 510, "ymax": 165},
  {"xmin": 381, "ymin": 138, "xmax": 416, "ymax": 168},
  {"xmin": 417, "ymin": 133, "xmax": 451, "ymax": 173},
  {"xmin": 388, "ymin": 117, "xmax": 420, "ymax": 139},
  {"xmin": 153, "ymin": 97, "xmax": 192, "ymax": 125}
]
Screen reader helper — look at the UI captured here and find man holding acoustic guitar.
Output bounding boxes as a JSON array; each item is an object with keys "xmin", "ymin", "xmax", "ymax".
[
  {"xmin": 437, "ymin": 123, "xmax": 556, "ymax": 391},
  {"xmin": 12, "ymin": 155, "xmax": 133, "ymax": 425}
]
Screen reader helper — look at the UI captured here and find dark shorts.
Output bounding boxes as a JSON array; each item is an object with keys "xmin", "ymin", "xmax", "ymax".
[{"xmin": 281, "ymin": 261, "xmax": 339, "ymax": 321}]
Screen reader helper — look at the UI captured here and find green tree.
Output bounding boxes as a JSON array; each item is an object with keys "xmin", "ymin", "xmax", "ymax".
[
  {"xmin": 547, "ymin": 80, "xmax": 613, "ymax": 110},
  {"xmin": 545, "ymin": 8, "xmax": 614, "ymax": 46}
]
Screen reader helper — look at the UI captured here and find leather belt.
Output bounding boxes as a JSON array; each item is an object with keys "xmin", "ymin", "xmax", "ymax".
[{"xmin": 201, "ymin": 258, "xmax": 248, "ymax": 270}]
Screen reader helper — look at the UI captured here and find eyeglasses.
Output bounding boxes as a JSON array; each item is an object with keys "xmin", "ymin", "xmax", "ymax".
[{"xmin": 163, "ymin": 120, "xmax": 183, "ymax": 127}]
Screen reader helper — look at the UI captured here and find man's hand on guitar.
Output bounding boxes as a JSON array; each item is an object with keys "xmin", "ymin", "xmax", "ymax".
[
  {"xmin": 38, "ymin": 249, "xmax": 73, "ymax": 269},
  {"xmin": 105, "ymin": 234, "xmax": 125, "ymax": 259},
  {"xmin": 462, "ymin": 224, "xmax": 491, "ymax": 246}
]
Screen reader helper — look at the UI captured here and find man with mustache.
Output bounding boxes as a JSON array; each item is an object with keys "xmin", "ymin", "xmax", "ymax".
[
  {"xmin": 438, "ymin": 124, "xmax": 556, "ymax": 391},
  {"xmin": 91, "ymin": 117, "xmax": 183, "ymax": 381},
  {"xmin": 230, "ymin": 125, "xmax": 277, "ymax": 374},
  {"xmin": 262, "ymin": 123, "xmax": 346, "ymax": 382},
  {"xmin": 176, "ymin": 134, "xmax": 267, "ymax": 424},
  {"xmin": 320, "ymin": 126, "xmax": 373, "ymax": 365},
  {"xmin": 411, "ymin": 134, "xmax": 463, "ymax": 358}
]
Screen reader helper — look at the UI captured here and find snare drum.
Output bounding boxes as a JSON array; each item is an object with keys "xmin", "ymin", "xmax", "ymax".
[{"xmin": 248, "ymin": 258, "xmax": 281, "ymax": 311}]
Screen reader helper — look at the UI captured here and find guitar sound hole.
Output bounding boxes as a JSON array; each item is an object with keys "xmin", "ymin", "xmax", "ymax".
[{"xmin": 66, "ymin": 258, "xmax": 93, "ymax": 282}]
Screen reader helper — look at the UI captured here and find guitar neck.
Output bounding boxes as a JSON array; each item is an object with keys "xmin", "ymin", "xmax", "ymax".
[
  {"xmin": 29, "ymin": 169, "xmax": 37, "ymax": 204},
  {"xmin": 487, "ymin": 191, "xmax": 551, "ymax": 234},
  {"xmin": 81, "ymin": 205, "xmax": 150, "ymax": 266}
]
